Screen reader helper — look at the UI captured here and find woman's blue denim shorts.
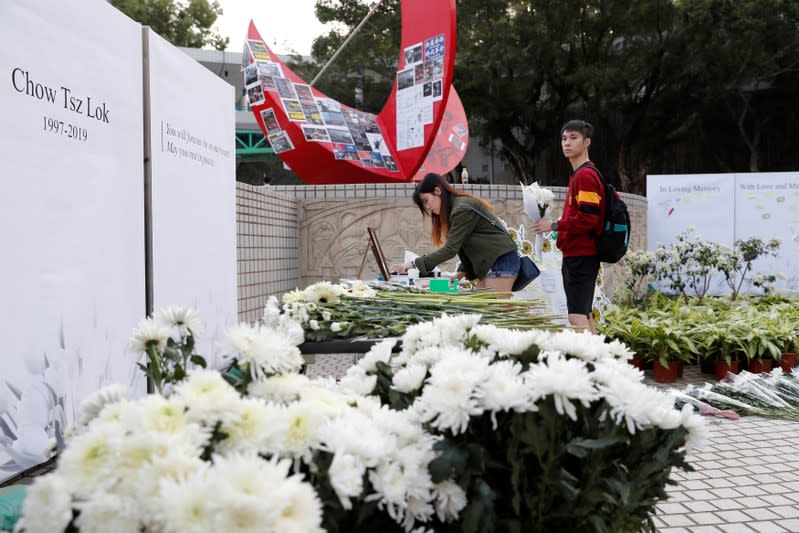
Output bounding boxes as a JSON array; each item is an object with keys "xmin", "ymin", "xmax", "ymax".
[{"xmin": 486, "ymin": 250, "xmax": 521, "ymax": 278}]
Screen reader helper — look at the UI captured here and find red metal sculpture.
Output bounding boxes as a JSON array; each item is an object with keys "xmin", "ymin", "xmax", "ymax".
[{"xmin": 243, "ymin": 0, "xmax": 459, "ymax": 184}]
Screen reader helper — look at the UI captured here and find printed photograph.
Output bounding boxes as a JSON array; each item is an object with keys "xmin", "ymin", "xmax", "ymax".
[
  {"xmin": 361, "ymin": 113, "xmax": 380, "ymax": 134},
  {"xmin": 332, "ymin": 143, "xmax": 359, "ymax": 160},
  {"xmin": 274, "ymin": 77, "xmax": 298, "ymax": 100},
  {"xmin": 247, "ymin": 84, "xmax": 265, "ymax": 106},
  {"xmin": 316, "ymin": 98, "xmax": 342, "ymax": 113},
  {"xmin": 433, "ymin": 57, "xmax": 444, "ymax": 79},
  {"xmin": 433, "ymin": 79, "xmax": 443, "ymax": 99},
  {"xmin": 268, "ymin": 131, "xmax": 294, "ymax": 153},
  {"xmin": 301, "ymin": 125, "xmax": 331, "ymax": 142},
  {"xmin": 294, "ymin": 84, "xmax": 316, "ymax": 106},
  {"xmin": 259, "ymin": 108, "xmax": 280, "ymax": 134},
  {"xmin": 371, "ymin": 152, "xmax": 386, "ymax": 168},
  {"xmin": 403, "ymin": 42, "xmax": 423, "ymax": 67},
  {"xmin": 243, "ymin": 63, "xmax": 259, "ymax": 86},
  {"xmin": 350, "ymin": 130, "xmax": 372, "ymax": 152},
  {"xmin": 415, "ymin": 64, "xmax": 425, "ymax": 85},
  {"xmin": 327, "ymin": 127, "xmax": 354, "ymax": 144},
  {"xmin": 302, "ymin": 103, "xmax": 324, "ymax": 125},
  {"xmin": 248, "ymin": 39, "xmax": 271, "ymax": 61},
  {"xmin": 384, "ymin": 155, "xmax": 399, "ymax": 172},
  {"xmin": 259, "ymin": 75, "xmax": 277, "ymax": 92},
  {"xmin": 241, "ymin": 41, "xmax": 251, "ymax": 68},
  {"xmin": 321, "ymin": 111, "xmax": 346, "ymax": 127},
  {"xmin": 283, "ymin": 99, "xmax": 306, "ymax": 121},
  {"xmin": 423, "ymin": 82, "xmax": 433, "ymax": 98},
  {"xmin": 366, "ymin": 132, "xmax": 390, "ymax": 155},
  {"xmin": 257, "ymin": 61, "xmax": 283, "ymax": 78},
  {"xmin": 424, "ymin": 60, "xmax": 435, "ymax": 82},
  {"xmin": 397, "ymin": 68, "xmax": 415, "ymax": 91}
]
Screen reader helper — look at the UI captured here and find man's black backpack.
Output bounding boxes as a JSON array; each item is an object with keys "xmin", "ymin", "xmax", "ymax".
[{"xmin": 586, "ymin": 162, "xmax": 630, "ymax": 263}]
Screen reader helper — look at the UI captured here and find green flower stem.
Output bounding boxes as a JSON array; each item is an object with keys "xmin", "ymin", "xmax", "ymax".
[{"xmin": 146, "ymin": 343, "xmax": 164, "ymax": 395}]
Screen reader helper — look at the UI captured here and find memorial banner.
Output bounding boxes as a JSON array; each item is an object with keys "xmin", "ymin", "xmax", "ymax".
[
  {"xmin": 147, "ymin": 29, "xmax": 237, "ymax": 368},
  {"xmin": 0, "ymin": 0, "xmax": 146, "ymax": 482}
]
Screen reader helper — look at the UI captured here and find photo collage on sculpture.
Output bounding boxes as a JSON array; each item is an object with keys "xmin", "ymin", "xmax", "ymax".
[{"xmin": 243, "ymin": 38, "xmax": 399, "ymax": 171}]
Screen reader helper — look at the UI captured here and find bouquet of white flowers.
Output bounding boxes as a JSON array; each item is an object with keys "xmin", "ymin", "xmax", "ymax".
[{"xmin": 522, "ymin": 182, "xmax": 555, "ymax": 259}]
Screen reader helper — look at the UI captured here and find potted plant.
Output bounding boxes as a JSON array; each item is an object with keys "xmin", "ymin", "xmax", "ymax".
[
  {"xmin": 642, "ymin": 320, "xmax": 696, "ymax": 383},
  {"xmin": 772, "ymin": 308, "xmax": 798, "ymax": 372}
]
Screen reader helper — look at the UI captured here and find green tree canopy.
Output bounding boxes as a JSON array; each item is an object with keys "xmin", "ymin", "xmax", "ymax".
[
  {"xmin": 303, "ymin": 0, "xmax": 799, "ymax": 192},
  {"xmin": 111, "ymin": 0, "xmax": 229, "ymax": 50}
]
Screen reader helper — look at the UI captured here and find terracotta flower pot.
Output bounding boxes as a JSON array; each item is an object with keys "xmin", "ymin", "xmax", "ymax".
[
  {"xmin": 780, "ymin": 353, "xmax": 797, "ymax": 372},
  {"xmin": 748, "ymin": 358, "xmax": 773, "ymax": 374},
  {"xmin": 654, "ymin": 360, "xmax": 680, "ymax": 383},
  {"xmin": 629, "ymin": 355, "xmax": 642, "ymax": 369},
  {"xmin": 714, "ymin": 359, "xmax": 740, "ymax": 381},
  {"xmin": 675, "ymin": 360, "xmax": 685, "ymax": 378}
]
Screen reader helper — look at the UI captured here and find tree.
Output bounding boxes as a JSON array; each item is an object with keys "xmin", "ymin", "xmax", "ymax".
[
  {"xmin": 302, "ymin": 0, "xmax": 799, "ymax": 192},
  {"xmin": 111, "ymin": 0, "xmax": 229, "ymax": 50}
]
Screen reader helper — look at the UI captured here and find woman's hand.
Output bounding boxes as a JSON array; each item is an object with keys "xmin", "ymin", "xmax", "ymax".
[
  {"xmin": 390, "ymin": 261, "xmax": 414, "ymax": 274},
  {"xmin": 532, "ymin": 218, "xmax": 553, "ymax": 234}
]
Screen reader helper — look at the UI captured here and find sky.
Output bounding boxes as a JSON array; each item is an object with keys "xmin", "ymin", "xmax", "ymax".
[{"xmin": 214, "ymin": 1, "xmax": 336, "ymax": 56}]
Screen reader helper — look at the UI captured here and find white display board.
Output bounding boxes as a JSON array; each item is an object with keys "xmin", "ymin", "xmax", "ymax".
[
  {"xmin": 147, "ymin": 30, "xmax": 237, "ymax": 367},
  {"xmin": 648, "ymin": 173, "xmax": 799, "ymax": 295},
  {"xmin": 0, "ymin": 1, "xmax": 146, "ymax": 482},
  {"xmin": 734, "ymin": 172, "xmax": 799, "ymax": 292},
  {"xmin": 647, "ymin": 174, "xmax": 736, "ymax": 249}
]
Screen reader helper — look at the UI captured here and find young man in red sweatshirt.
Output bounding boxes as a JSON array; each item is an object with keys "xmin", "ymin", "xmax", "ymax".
[{"xmin": 533, "ymin": 120, "xmax": 604, "ymax": 333}]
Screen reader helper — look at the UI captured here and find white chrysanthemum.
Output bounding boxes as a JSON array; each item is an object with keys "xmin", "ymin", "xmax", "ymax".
[
  {"xmin": 19, "ymin": 474, "xmax": 73, "ymax": 533},
  {"xmin": 415, "ymin": 348, "xmax": 490, "ymax": 434},
  {"xmin": 248, "ymin": 373, "xmax": 310, "ymax": 404},
  {"xmin": 525, "ymin": 351, "xmax": 598, "ymax": 421},
  {"xmin": 540, "ymin": 330, "xmax": 616, "ymax": 362},
  {"xmin": 433, "ymin": 480, "xmax": 467, "ymax": 522},
  {"xmin": 224, "ymin": 323, "xmax": 304, "ymax": 378},
  {"xmin": 271, "ymin": 475, "xmax": 324, "ymax": 533},
  {"xmin": 303, "ymin": 281, "xmax": 346, "ymax": 304},
  {"xmin": 392, "ymin": 364, "xmax": 428, "ymax": 393},
  {"xmin": 402, "ymin": 314, "xmax": 481, "ymax": 354},
  {"xmin": 348, "ymin": 280, "xmax": 376, "ymax": 298},
  {"xmin": 74, "ymin": 493, "xmax": 141, "ymax": 533},
  {"xmin": 299, "ymin": 386, "xmax": 351, "ymax": 418},
  {"xmin": 132, "ymin": 452, "xmax": 207, "ymax": 521},
  {"xmin": 78, "ymin": 384, "xmax": 129, "ymax": 426},
  {"xmin": 260, "ymin": 401, "xmax": 324, "ymax": 458},
  {"xmin": 475, "ymin": 360, "xmax": 532, "ymax": 417},
  {"xmin": 217, "ymin": 397, "xmax": 280, "ymax": 455},
  {"xmin": 590, "ymin": 357, "xmax": 644, "ymax": 387},
  {"xmin": 115, "ymin": 432, "xmax": 203, "ymax": 497},
  {"xmin": 282, "ymin": 289, "xmax": 305, "ymax": 305},
  {"xmin": 597, "ymin": 377, "xmax": 677, "ymax": 434},
  {"xmin": 172, "ymin": 369, "xmax": 242, "ymax": 424},
  {"xmin": 57, "ymin": 424, "xmax": 121, "ymax": 498},
  {"xmin": 309, "ymin": 319, "xmax": 320, "ymax": 330},
  {"xmin": 129, "ymin": 317, "xmax": 171, "ymax": 353},
  {"xmin": 263, "ymin": 295, "xmax": 282, "ymax": 328},
  {"xmin": 136, "ymin": 394, "xmax": 193, "ymax": 435},
  {"xmin": 678, "ymin": 403, "xmax": 709, "ymax": 453},
  {"xmin": 469, "ymin": 324, "xmax": 544, "ymax": 357},
  {"xmin": 318, "ymin": 410, "xmax": 395, "ymax": 468},
  {"xmin": 159, "ymin": 469, "xmax": 221, "ymax": 533},
  {"xmin": 358, "ymin": 339, "xmax": 396, "ymax": 372},
  {"xmin": 153, "ymin": 305, "xmax": 204, "ymax": 337},
  {"xmin": 339, "ymin": 367, "xmax": 378, "ymax": 396},
  {"xmin": 327, "ymin": 453, "xmax": 365, "ymax": 509}
]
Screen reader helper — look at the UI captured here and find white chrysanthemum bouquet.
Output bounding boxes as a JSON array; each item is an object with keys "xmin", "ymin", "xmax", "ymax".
[
  {"xmin": 345, "ymin": 313, "xmax": 706, "ymax": 532},
  {"xmin": 522, "ymin": 181, "xmax": 555, "ymax": 259}
]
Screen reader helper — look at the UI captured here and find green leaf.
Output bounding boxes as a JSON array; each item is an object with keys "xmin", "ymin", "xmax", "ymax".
[{"xmin": 190, "ymin": 355, "xmax": 207, "ymax": 368}]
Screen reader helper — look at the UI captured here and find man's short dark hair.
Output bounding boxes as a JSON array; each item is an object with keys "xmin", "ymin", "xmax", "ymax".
[{"xmin": 560, "ymin": 120, "xmax": 594, "ymax": 139}]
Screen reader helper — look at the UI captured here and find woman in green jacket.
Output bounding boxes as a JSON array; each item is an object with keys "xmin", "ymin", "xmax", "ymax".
[{"xmin": 391, "ymin": 173, "xmax": 520, "ymax": 291}]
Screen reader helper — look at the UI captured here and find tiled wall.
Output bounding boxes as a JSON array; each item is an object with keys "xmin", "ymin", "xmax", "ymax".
[
  {"xmin": 236, "ymin": 184, "xmax": 300, "ymax": 323},
  {"xmin": 235, "ymin": 183, "xmax": 647, "ymax": 320}
]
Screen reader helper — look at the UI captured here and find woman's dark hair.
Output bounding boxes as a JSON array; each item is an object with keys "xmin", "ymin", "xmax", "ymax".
[{"xmin": 412, "ymin": 173, "xmax": 493, "ymax": 246}]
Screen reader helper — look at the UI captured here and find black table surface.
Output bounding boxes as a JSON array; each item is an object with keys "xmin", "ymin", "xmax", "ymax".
[{"xmin": 298, "ymin": 337, "xmax": 403, "ymax": 354}]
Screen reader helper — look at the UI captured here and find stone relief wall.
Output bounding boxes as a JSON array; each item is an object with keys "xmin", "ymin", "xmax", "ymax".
[
  {"xmin": 237, "ymin": 184, "xmax": 648, "ymax": 307},
  {"xmin": 292, "ymin": 186, "xmax": 647, "ymax": 299}
]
